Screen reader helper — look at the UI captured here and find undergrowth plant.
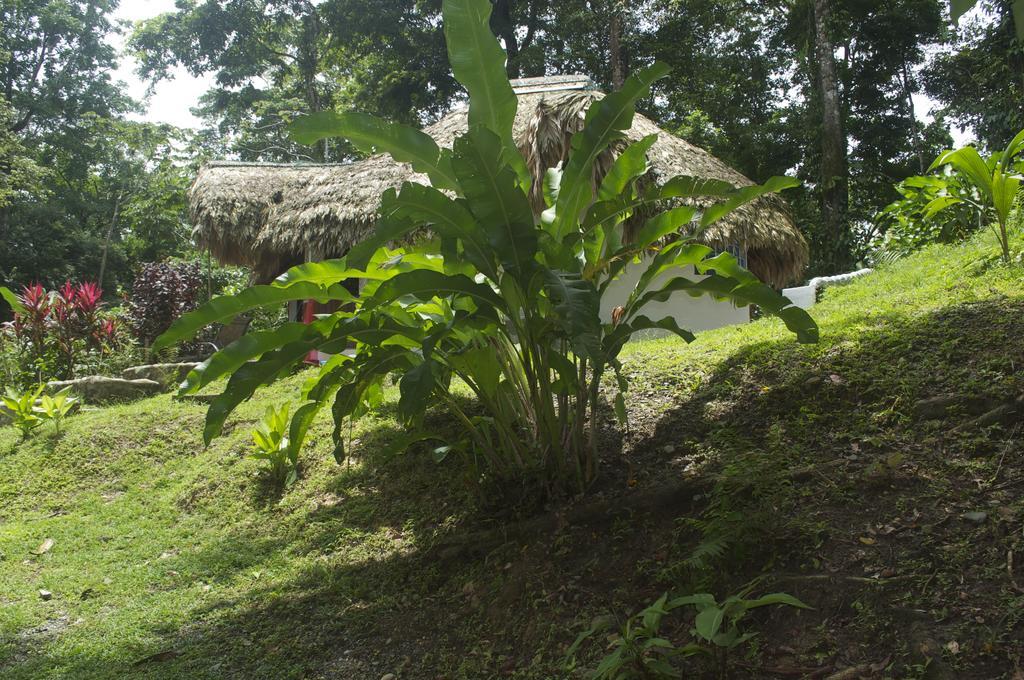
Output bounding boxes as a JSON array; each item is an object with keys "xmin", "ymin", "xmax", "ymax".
[
  {"xmin": 2, "ymin": 384, "xmax": 43, "ymax": 438},
  {"xmin": 568, "ymin": 589, "xmax": 809, "ymax": 679},
  {"xmin": 35, "ymin": 386, "xmax": 78, "ymax": 434},
  {"xmin": 926, "ymin": 129, "xmax": 1024, "ymax": 263},
  {"xmin": 155, "ymin": 0, "xmax": 816, "ymax": 494},
  {"xmin": 250, "ymin": 402, "xmax": 297, "ymax": 486}
]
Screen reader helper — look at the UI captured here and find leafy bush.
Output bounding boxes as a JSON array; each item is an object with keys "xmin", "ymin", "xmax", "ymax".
[
  {"xmin": 250, "ymin": 402, "xmax": 297, "ymax": 486},
  {"xmin": 156, "ymin": 0, "xmax": 816, "ymax": 495},
  {"xmin": 0, "ymin": 282, "xmax": 132, "ymax": 387},
  {"xmin": 127, "ymin": 261, "xmax": 206, "ymax": 349},
  {"xmin": 871, "ymin": 174, "xmax": 979, "ymax": 262},
  {"xmin": 928, "ymin": 129, "xmax": 1024, "ymax": 263},
  {"xmin": 874, "ymin": 129, "xmax": 1024, "ymax": 263}
]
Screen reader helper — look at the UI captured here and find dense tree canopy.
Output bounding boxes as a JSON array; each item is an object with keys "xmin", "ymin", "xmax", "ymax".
[{"xmin": 0, "ymin": 0, "xmax": 1019, "ymax": 289}]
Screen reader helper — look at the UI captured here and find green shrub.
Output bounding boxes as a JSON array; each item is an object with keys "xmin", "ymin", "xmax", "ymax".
[
  {"xmin": 249, "ymin": 402, "xmax": 297, "ymax": 486},
  {"xmin": 155, "ymin": 0, "xmax": 816, "ymax": 495}
]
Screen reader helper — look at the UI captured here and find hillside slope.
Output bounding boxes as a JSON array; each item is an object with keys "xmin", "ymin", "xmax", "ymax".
[{"xmin": 1, "ymin": 230, "xmax": 1023, "ymax": 679}]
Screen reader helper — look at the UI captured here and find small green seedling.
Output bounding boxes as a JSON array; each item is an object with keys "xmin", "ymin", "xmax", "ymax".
[
  {"xmin": 36, "ymin": 386, "xmax": 79, "ymax": 433},
  {"xmin": 672, "ymin": 589, "xmax": 811, "ymax": 677},
  {"xmin": 2, "ymin": 384, "xmax": 45, "ymax": 439},
  {"xmin": 566, "ymin": 593, "xmax": 703, "ymax": 679},
  {"xmin": 567, "ymin": 589, "xmax": 810, "ymax": 679},
  {"xmin": 250, "ymin": 402, "xmax": 297, "ymax": 486}
]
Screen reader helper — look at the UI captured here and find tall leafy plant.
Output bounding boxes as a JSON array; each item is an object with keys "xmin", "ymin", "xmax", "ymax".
[
  {"xmin": 927, "ymin": 129, "xmax": 1024, "ymax": 263},
  {"xmin": 156, "ymin": 0, "xmax": 816, "ymax": 494}
]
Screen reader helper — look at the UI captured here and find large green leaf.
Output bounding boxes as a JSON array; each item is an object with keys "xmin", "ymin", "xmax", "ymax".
[
  {"xmin": 999, "ymin": 128, "xmax": 1024, "ymax": 170},
  {"xmin": 596, "ymin": 134, "xmax": 657, "ymax": 201},
  {"xmin": 694, "ymin": 606, "xmax": 725, "ymax": 642},
  {"xmin": 603, "ymin": 314, "xmax": 696, "ymax": 357},
  {"xmin": 388, "ymin": 181, "xmax": 499, "ymax": 281},
  {"xmin": 289, "ymin": 111, "xmax": 459, "ymax": 191},
  {"xmin": 741, "ymin": 592, "xmax": 811, "ymax": 611},
  {"xmin": 204, "ymin": 338, "xmax": 321, "ymax": 444},
  {"xmin": 0, "ymin": 286, "xmax": 25, "ymax": 315},
  {"xmin": 153, "ymin": 282, "xmax": 354, "ymax": 352},
  {"xmin": 441, "ymin": 0, "xmax": 527, "ymax": 184},
  {"xmin": 451, "ymin": 127, "xmax": 538, "ymax": 274},
  {"xmin": 698, "ymin": 176, "xmax": 800, "ymax": 228},
  {"xmin": 930, "ymin": 147, "xmax": 993, "ymax": 200},
  {"xmin": 547, "ymin": 63, "xmax": 670, "ymax": 241},
  {"xmin": 180, "ymin": 321, "xmax": 321, "ymax": 394},
  {"xmin": 366, "ymin": 270, "xmax": 503, "ymax": 311},
  {"xmin": 992, "ymin": 175, "xmax": 1021, "ymax": 224},
  {"xmin": 398, "ymin": 358, "xmax": 436, "ymax": 424},
  {"xmin": 542, "ymin": 268, "xmax": 602, "ymax": 359},
  {"xmin": 287, "ymin": 401, "xmax": 322, "ymax": 465},
  {"xmin": 636, "ymin": 271, "xmax": 818, "ymax": 344}
]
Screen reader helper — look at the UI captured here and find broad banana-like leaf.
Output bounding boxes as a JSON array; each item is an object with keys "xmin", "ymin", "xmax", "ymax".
[
  {"xmin": 387, "ymin": 182, "xmax": 500, "ymax": 281},
  {"xmin": 0, "ymin": 286, "xmax": 25, "ymax": 315},
  {"xmin": 153, "ymin": 282, "xmax": 354, "ymax": 352},
  {"xmin": 929, "ymin": 147, "xmax": 993, "ymax": 200},
  {"xmin": 451, "ymin": 127, "xmax": 538, "ymax": 274},
  {"xmin": 596, "ymin": 134, "xmax": 657, "ymax": 201},
  {"xmin": 603, "ymin": 314, "xmax": 696, "ymax": 357},
  {"xmin": 635, "ymin": 270, "xmax": 817, "ymax": 344},
  {"xmin": 287, "ymin": 401, "xmax": 322, "ymax": 465},
  {"xmin": 289, "ymin": 111, "xmax": 459, "ymax": 191},
  {"xmin": 740, "ymin": 592, "xmax": 811, "ymax": 610},
  {"xmin": 398, "ymin": 358, "xmax": 436, "ymax": 424},
  {"xmin": 659, "ymin": 175, "xmax": 737, "ymax": 199},
  {"xmin": 547, "ymin": 63, "xmax": 670, "ymax": 241},
  {"xmin": 204, "ymin": 338, "xmax": 324, "ymax": 444},
  {"xmin": 999, "ymin": 128, "xmax": 1024, "ymax": 170},
  {"xmin": 634, "ymin": 206, "xmax": 699, "ymax": 250},
  {"xmin": 698, "ymin": 176, "xmax": 801, "ymax": 228},
  {"xmin": 366, "ymin": 270, "xmax": 504, "ymax": 311},
  {"xmin": 542, "ymin": 268, "xmax": 602, "ymax": 359},
  {"xmin": 441, "ymin": 0, "xmax": 528, "ymax": 185},
  {"xmin": 923, "ymin": 195, "xmax": 963, "ymax": 219},
  {"xmin": 992, "ymin": 175, "xmax": 1021, "ymax": 223},
  {"xmin": 180, "ymin": 321, "xmax": 324, "ymax": 394}
]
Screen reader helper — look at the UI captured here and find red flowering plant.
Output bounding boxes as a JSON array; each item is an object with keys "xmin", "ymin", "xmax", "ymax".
[{"xmin": 1, "ymin": 281, "xmax": 130, "ymax": 386}]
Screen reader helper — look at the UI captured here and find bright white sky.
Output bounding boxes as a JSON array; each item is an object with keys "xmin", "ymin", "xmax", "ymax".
[
  {"xmin": 110, "ymin": 0, "xmax": 215, "ymax": 128},
  {"xmin": 109, "ymin": 0, "xmax": 972, "ymax": 146}
]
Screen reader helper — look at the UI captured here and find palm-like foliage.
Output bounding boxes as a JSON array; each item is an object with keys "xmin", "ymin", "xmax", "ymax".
[
  {"xmin": 156, "ymin": 0, "xmax": 816, "ymax": 493},
  {"xmin": 928, "ymin": 129, "xmax": 1024, "ymax": 263}
]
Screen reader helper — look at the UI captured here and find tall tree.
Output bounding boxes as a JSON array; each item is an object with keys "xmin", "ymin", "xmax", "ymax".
[
  {"xmin": 811, "ymin": 0, "xmax": 852, "ymax": 273},
  {"xmin": 925, "ymin": 0, "xmax": 1024, "ymax": 149}
]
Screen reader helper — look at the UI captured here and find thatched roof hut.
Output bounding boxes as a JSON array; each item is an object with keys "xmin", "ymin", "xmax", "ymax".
[{"xmin": 190, "ymin": 75, "xmax": 808, "ymax": 286}]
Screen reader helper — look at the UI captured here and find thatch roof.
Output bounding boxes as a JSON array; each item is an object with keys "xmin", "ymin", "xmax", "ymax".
[{"xmin": 190, "ymin": 76, "xmax": 808, "ymax": 286}]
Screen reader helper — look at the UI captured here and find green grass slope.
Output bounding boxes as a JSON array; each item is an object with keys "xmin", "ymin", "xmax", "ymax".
[{"xmin": 1, "ymin": 230, "xmax": 1023, "ymax": 679}]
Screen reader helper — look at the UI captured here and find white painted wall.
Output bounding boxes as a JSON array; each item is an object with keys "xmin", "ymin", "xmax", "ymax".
[
  {"xmin": 782, "ymin": 268, "xmax": 873, "ymax": 310},
  {"xmin": 600, "ymin": 257, "xmax": 750, "ymax": 336}
]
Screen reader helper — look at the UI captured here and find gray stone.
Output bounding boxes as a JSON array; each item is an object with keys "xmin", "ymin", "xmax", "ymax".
[
  {"xmin": 38, "ymin": 589, "xmax": 52, "ymax": 601},
  {"xmin": 962, "ymin": 511, "xmax": 987, "ymax": 524},
  {"xmin": 121, "ymin": 362, "xmax": 200, "ymax": 388},
  {"xmin": 47, "ymin": 376, "xmax": 162, "ymax": 404}
]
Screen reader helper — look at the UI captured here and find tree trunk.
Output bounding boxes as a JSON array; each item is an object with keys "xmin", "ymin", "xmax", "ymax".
[
  {"xmin": 901, "ymin": 62, "xmax": 925, "ymax": 173},
  {"xmin": 491, "ymin": 0, "xmax": 521, "ymax": 77},
  {"xmin": 98, "ymin": 190, "xmax": 122, "ymax": 289},
  {"xmin": 609, "ymin": 1, "xmax": 627, "ymax": 89},
  {"xmin": 812, "ymin": 0, "xmax": 851, "ymax": 273}
]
